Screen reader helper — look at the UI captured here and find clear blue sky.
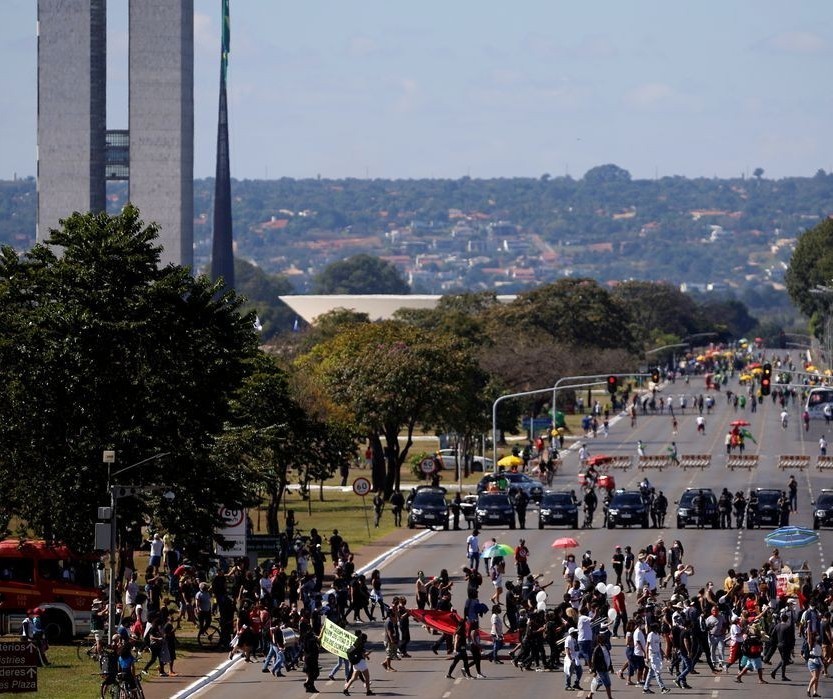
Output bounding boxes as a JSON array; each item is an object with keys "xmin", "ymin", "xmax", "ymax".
[{"xmin": 2, "ymin": 1, "xmax": 832, "ymax": 181}]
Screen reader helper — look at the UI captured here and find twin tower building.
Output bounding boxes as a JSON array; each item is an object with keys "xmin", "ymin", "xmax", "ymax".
[{"xmin": 37, "ymin": 0, "xmax": 194, "ymax": 268}]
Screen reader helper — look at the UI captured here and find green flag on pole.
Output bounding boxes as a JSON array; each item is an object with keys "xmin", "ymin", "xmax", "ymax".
[{"xmin": 221, "ymin": 0, "xmax": 230, "ymax": 81}]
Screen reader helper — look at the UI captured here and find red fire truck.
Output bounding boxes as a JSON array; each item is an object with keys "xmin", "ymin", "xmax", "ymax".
[{"xmin": 0, "ymin": 539, "xmax": 102, "ymax": 641}]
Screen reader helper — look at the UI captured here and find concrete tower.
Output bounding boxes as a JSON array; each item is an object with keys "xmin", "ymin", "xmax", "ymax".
[
  {"xmin": 37, "ymin": 0, "xmax": 107, "ymax": 239},
  {"xmin": 129, "ymin": 0, "xmax": 194, "ymax": 269},
  {"xmin": 36, "ymin": 0, "xmax": 194, "ymax": 269}
]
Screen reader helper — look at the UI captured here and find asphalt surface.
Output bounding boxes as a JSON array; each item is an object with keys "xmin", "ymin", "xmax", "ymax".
[{"xmin": 187, "ymin": 373, "xmax": 833, "ymax": 699}]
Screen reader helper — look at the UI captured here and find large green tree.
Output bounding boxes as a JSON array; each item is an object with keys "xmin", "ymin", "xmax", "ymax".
[
  {"xmin": 785, "ymin": 219, "xmax": 833, "ymax": 332},
  {"xmin": 0, "ymin": 207, "xmax": 260, "ymax": 553},
  {"xmin": 299, "ymin": 321, "xmax": 481, "ymax": 496},
  {"xmin": 312, "ymin": 254, "xmax": 410, "ymax": 295}
]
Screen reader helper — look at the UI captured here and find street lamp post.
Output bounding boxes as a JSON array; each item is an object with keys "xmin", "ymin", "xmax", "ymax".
[{"xmin": 105, "ymin": 451, "xmax": 170, "ymax": 635}]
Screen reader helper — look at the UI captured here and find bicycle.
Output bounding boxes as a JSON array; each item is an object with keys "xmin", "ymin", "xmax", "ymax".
[
  {"xmin": 197, "ymin": 623, "xmax": 222, "ymax": 649},
  {"xmin": 113, "ymin": 670, "xmax": 145, "ymax": 699}
]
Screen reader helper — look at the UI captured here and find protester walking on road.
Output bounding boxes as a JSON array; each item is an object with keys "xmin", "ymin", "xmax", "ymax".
[
  {"xmin": 344, "ymin": 631, "xmax": 374, "ymax": 696},
  {"xmin": 446, "ymin": 619, "xmax": 473, "ymax": 678}
]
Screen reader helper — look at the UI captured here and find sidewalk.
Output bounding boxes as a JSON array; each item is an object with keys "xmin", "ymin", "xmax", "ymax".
[{"xmin": 142, "ymin": 523, "xmax": 424, "ymax": 699}]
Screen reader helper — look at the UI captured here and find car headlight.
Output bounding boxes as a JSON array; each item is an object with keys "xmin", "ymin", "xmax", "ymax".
[
  {"xmin": 504, "ymin": 509, "xmax": 513, "ymax": 515},
  {"xmin": 817, "ymin": 510, "xmax": 825, "ymax": 517},
  {"xmin": 476, "ymin": 509, "xmax": 486, "ymax": 516},
  {"xmin": 411, "ymin": 508, "xmax": 423, "ymax": 515},
  {"xmin": 678, "ymin": 509, "xmax": 689, "ymax": 515},
  {"xmin": 609, "ymin": 509, "xmax": 619, "ymax": 515},
  {"xmin": 540, "ymin": 509, "xmax": 551, "ymax": 515}
]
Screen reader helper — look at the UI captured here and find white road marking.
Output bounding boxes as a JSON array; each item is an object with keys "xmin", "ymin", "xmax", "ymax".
[{"xmin": 443, "ymin": 692, "xmax": 452, "ymax": 698}]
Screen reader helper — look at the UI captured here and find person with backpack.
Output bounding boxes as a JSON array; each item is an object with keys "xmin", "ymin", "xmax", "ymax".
[{"xmin": 734, "ymin": 628, "xmax": 767, "ymax": 683}]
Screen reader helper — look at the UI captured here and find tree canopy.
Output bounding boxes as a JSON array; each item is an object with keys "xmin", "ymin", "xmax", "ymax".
[
  {"xmin": 0, "ymin": 207, "xmax": 260, "ymax": 553},
  {"xmin": 312, "ymin": 254, "xmax": 410, "ymax": 295},
  {"xmin": 785, "ymin": 218, "xmax": 833, "ymax": 325}
]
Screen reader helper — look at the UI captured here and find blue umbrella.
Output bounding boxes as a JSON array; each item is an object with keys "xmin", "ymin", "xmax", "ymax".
[{"xmin": 765, "ymin": 526, "xmax": 819, "ymax": 549}]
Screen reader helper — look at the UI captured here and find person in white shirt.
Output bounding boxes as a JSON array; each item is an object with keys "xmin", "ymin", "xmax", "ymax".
[
  {"xmin": 820, "ymin": 436, "xmax": 828, "ymax": 457},
  {"xmin": 466, "ymin": 531, "xmax": 481, "ymax": 571},
  {"xmin": 632, "ymin": 623, "xmax": 647, "ymax": 684},
  {"xmin": 643, "ymin": 622, "xmax": 670, "ymax": 693},
  {"xmin": 489, "ymin": 604, "xmax": 504, "ymax": 663},
  {"xmin": 147, "ymin": 533, "xmax": 164, "ymax": 573},
  {"xmin": 576, "ymin": 608, "xmax": 594, "ymax": 664},
  {"xmin": 564, "ymin": 628, "xmax": 583, "ymax": 691}
]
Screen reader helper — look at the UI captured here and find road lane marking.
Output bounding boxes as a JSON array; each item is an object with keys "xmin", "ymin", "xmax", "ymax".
[{"xmin": 443, "ymin": 692, "xmax": 452, "ymax": 697}]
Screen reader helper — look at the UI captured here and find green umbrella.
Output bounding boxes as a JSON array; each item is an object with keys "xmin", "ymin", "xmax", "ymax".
[{"xmin": 483, "ymin": 543, "xmax": 515, "ymax": 558}]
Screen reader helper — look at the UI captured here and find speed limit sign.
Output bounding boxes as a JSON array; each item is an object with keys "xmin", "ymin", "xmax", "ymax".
[
  {"xmin": 352, "ymin": 477, "xmax": 371, "ymax": 497},
  {"xmin": 420, "ymin": 457, "xmax": 435, "ymax": 475}
]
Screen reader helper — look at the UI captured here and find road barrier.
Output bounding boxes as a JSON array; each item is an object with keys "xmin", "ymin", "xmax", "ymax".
[
  {"xmin": 726, "ymin": 455, "xmax": 759, "ymax": 470},
  {"xmin": 680, "ymin": 454, "xmax": 711, "ymax": 470},
  {"xmin": 638, "ymin": 455, "xmax": 670, "ymax": 471},
  {"xmin": 608, "ymin": 456, "xmax": 632, "ymax": 470},
  {"xmin": 777, "ymin": 455, "xmax": 810, "ymax": 471},
  {"xmin": 818, "ymin": 456, "xmax": 833, "ymax": 471}
]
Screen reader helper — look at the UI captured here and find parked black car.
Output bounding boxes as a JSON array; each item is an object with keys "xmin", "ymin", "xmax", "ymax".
[
  {"xmin": 538, "ymin": 490, "xmax": 579, "ymax": 529},
  {"xmin": 477, "ymin": 472, "xmax": 544, "ymax": 502},
  {"xmin": 607, "ymin": 490, "xmax": 649, "ymax": 528},
  {"xmin": 474, "ymin": 493, "xmax": 516, "ymax": 529},
  {"xmin": 675, "ymin": 488, "xmax": 719, "ymax": 528},
  {"xmin": 407, "ymin": 486, "xmax": 449, "ymax": 530},
  {"xmin": 750, "ymin": 488, "xmax": 782, "ymax": 528},
  {"xmin": 813, "ymin": 489, "xmax": 833, "ymax": 530}
]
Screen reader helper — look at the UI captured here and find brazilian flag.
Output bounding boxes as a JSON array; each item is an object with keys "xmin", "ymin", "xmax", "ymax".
[{"xmin": 221, "ymin": 0, "xmax": 230, "ymax": 81}]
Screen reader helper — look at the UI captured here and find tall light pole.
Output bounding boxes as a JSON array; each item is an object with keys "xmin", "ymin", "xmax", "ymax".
[{"xmin": 105, "ymin": 451, "xmax": 171, "ymax": 635}]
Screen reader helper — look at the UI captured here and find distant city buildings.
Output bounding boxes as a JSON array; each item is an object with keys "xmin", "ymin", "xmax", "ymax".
[{"xmin": 37, "ymin": 0, "xmax": 193, "ymax": 268}]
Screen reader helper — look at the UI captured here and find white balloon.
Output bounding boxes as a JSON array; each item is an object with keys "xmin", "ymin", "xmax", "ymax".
[
  {"xmin": 537, "ymin": 600, "xmax": 547, "ymax": 612},
  {"xmin": 605, "ymin": 583, "xmax": 615, "ymax": 596},
  {"xmin": 611, "ymin": 585, "xmax": 622, "ymax": 597},
  {"xmin": 596, "ymin": 582, "xmax": 607, "ymax": 594},
  {"xmin": 608, "ymin": 608, "xmax": 617, "ymax": 623},
  {"xmin": 536, "ymin": 590, "xmax": 547, "ymax": 603}
]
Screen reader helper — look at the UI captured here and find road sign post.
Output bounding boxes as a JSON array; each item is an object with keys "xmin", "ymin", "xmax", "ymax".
[
  {"xmin": 353, "ymin": 477, "xmax": 372, "ymax": 536},
  {"xmin": 0, "ymin": 642, "xmax": 39, "ymax": 693}
]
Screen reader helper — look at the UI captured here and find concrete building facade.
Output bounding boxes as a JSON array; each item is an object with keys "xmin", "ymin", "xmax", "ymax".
[
  {"xmin": 37, "ymin": 0, "xmax": 194, "ymax": 269},
  {"xmin": 37, "ymin": 0, "xmax": 107, "ymax": 239},
  {"xmin": 129, "ymin": 1, "xmax": 194, "ymax": 268}
]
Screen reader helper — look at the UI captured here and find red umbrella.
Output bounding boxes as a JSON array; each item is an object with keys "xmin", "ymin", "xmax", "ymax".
[
  {"xmin": 730, "ymin": 420, "xmax": 750, "ymax": 427},
  {"xmin": 551, "ymin": 537, "xmax": 579, "ymax": 549},
  {"xmin": 585, "ymin": 454, "xmax": 613, "ymax": 467}
]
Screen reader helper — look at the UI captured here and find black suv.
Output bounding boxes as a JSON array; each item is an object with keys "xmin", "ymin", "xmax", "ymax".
[
  {"xmin": 407, "ymin": 486, "xmax": 449, "ymax": 530},
  {"xmin": 813, "ymin": 490, "xmax": 833, "ymax": 530},
  {"xmin": 607, "ymin": 490, "xmax": 649, "ymax": 528},
  {"xmin": 676, "ymin": 488, "xmax": 719, "ymax": 528},
  {"xmin": 474, "ymin": 493, "xmax": 516, "ymax": 529},
  {"xmin": 750, "ymin": 488, "xmax": 782, "ymax": 528},
  {"xmin": 538, "ymin": 491, "xmax": 579, "ymax": 529}
]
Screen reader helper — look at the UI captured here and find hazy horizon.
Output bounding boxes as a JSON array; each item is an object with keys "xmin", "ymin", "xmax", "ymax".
[{"xmin": 2, "ymin": 1, "xmax": 832, "ymax": 182}]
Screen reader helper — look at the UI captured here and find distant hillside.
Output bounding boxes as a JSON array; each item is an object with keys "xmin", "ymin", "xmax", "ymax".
[{"xmin": 3, "ymin": 166, "xmax": 831, "ymax": 318}]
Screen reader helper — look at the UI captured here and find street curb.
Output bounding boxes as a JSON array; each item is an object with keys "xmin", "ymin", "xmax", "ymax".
[{"xmin": 169, "ymin": 527, "xmax": 438, "ymax": 699}]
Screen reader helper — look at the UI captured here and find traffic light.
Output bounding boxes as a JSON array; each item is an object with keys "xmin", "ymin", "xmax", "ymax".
[
  {"xmin": 651, "ymin": 368, "xmax": 660, "ymax": 384},
  {"xmin": 607, "ymin": 375, "xmax": 618, "ymax": 395},
  {"xmin": 761, "ymin": 362, "xmax": 772, "ymax": 396}
]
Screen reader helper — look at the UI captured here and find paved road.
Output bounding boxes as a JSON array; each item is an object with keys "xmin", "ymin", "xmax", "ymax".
[{"xmin": 195, "ymin": 374, "xmax": 832, "ymax": 699}]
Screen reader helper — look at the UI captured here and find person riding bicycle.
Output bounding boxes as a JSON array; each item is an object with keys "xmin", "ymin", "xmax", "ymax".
[
  {"xmin": 583, "ymin": 488, "xmax": 598, "ymax": 528},
  {"xmin": 117, "ymin": 639, "xmax": 139, "ymax": 692}
]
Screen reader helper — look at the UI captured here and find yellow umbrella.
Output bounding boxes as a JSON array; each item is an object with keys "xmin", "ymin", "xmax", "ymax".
[
  {"xmin": 696, "ymin": 354, "xmax": 706, "ymax": 362},
  {"xmin": 751, "ymin": 367, "xmax": 763, "ymax": 375},
  {"xmin": 497, "ymin": 454, "xmax": 523, "ymax": 467},
  {"xmin": 739, "ymin": 374, "xmax": 752, "ymax": 381},
  {"xmin": 807, "ymin": 365, "xmax": 817, "ymax": 372}
]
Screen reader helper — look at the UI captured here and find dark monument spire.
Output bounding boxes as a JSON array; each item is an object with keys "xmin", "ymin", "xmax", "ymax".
[{"xmin": 211, "ymin": 0, "xmax": 234, "ymax": 287}]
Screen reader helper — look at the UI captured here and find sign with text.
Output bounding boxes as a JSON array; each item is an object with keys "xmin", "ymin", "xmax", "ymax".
[
  {"xmin": 0, "ymin": 642, "xmax": 38, "ymax": 693},
  {"xmin": 352, "ymin": 477, "xmax": 371, "ymax": 497},
  {"xmin": 214, "ymin": 506, "xmax": 247, "ymax": 559},
  {"xmin": 320, "ymin": 618, "xmax": 357, "ymax": 659}
]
